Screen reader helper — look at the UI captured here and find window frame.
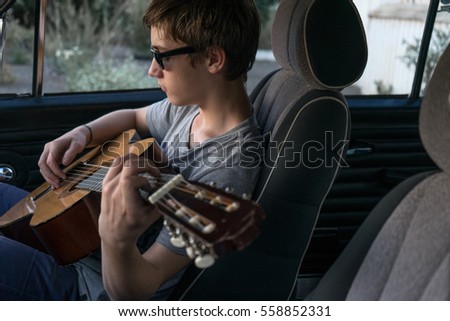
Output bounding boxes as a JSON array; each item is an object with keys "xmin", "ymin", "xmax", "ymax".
[
  {"xmin": 409, "ymin": 0, "xmax": 440, "ymax": 101},
  {"xmin": 0, "ymin": 0, "xmax": 445, "ymax": 100}
]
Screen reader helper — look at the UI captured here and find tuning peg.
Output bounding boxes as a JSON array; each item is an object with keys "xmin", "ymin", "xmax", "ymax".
[
  {"xmin": 194, "ymin": 254, "xmax": 215, "ymax": 269},
  {"xmin": 186, "ymin": 246, "xmax": 196, "ymax": 259},
  {"xmin": 164, "ymin": 221, "xmax": 175, "ymax": 236},
  {"xmin": 225, "ymin": 187, "xmax": 234, "ymax": 193},
  {"xmin": 169, "ymin": 228, "xmax": 186, "ymax": 248},
  {"xmin": 170, "ymin": 235, "xmax": 186, "ymax": 248},
  {"xmin": 203, "ymin": 223, "xmax": 215, "ymax": 234},
  {"xmin": 194, "ymin": 190, "xmax": 207, "ymax": 200},
  {"xmin": 225, "ymin": 202, "xmax": 240, "ymax": 212},
  {"xmin": 242, "ymin": 193, "xmax": 251, "ymax": 200},
  {"xmin": 208, "ymin": 181, "xmax": 217, "ymax": 187}
]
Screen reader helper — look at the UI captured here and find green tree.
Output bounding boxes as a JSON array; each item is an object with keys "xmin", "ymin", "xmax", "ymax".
[
  {"xmin": 10, "ymin": 0, "xmax": 35, "ymax": 27},
  {"xmin": 400, "ymin": 28, "xmax": 450, "ymax": 92}
]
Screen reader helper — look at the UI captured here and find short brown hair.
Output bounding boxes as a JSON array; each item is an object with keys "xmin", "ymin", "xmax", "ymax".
[{"xmin": 143, "ymin": 0, "xmax": 261, "ymax": 81}]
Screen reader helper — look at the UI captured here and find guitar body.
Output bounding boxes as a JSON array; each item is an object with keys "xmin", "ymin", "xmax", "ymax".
[{"xmin": 0, "ymin": 130, "xmax": 162, "ymax": 265}]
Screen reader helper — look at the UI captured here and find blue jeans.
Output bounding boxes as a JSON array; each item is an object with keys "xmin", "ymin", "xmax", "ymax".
[
  {"xmin": 0, "ymin": 236, "xmax": 81, "ymax": 300},
  {"xmin": 0, "ymin": 183, "xmax": 81, "ymax": 300},
  {"xmin": 0, "ymin": 183, "xmax": 29, "ymax": 216}
]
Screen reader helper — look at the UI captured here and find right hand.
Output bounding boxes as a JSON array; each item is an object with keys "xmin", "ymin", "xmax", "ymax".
[{"xmin": 38, "ymin": 126, "xmax": 90, "ymax": 188}]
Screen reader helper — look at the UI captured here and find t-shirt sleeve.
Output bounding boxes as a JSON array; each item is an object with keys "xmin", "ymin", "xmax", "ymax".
[{"xmin": 146, "ymin": 99, "xmax": 177, "ymax": 144}]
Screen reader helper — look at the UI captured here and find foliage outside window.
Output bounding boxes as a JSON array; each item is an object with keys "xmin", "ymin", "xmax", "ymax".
[{"xmin": 0, "ymin": 0, "xmax": 279, "ymax": 94}]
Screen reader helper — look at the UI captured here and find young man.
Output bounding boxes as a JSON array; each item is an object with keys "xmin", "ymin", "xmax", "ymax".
[{"xmin": 0, "ymin": 0, "xmax": 262, "ymax": 300}]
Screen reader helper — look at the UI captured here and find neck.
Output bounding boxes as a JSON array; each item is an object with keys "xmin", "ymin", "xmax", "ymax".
[{"xmin": 192, "ymin": 80, "xmax": 252, "ymax": 143}]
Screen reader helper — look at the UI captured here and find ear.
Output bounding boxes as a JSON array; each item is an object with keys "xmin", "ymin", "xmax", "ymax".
[{"xmin": 206, "ymin": 46, "xmax": 226, "ymax": 75}]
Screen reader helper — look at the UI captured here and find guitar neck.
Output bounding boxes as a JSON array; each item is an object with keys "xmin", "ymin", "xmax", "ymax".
[
  {"xmin": 75, "ymin": 167, "xmax": 177, "ymax": 195},
  {"xmin": 73, "ymin": 160, "xmax": 264, "ymax": 269}
]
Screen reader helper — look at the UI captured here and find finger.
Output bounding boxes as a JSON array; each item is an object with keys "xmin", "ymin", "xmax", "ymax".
[
  {"xmin": 40, "ymin": 140, "xmax": 71, "ymax": 181},
  {"xmin": 103, "ymin": 156, "xmax": 124, "ymax": 186},
  {"xmin": 122, "ymin": 154, "xmax": 161, "ymax": 178},
  {"xmin": 46, "ymin": 151, "xmax": 67, "ymax": 180},
  {"xmin": 38, "ymin": 148, "xmax": 62, "ymax": 187},
  {"xmin": 101, "ymin": 157, "xmax": 123, "ymax": 211},
  {"xmin": 123, "ymin": 174, "xmax": 154, "ymax": 204},
  {"xmin": 111, "ymin": 155, "xmax": 155, "ymax": 201},
  {"xmin": 62, "ymin": 139, "xmax": 85, "ymax": 166},
  {"xmin": 39, "ymin": 167, "xmax": 61, "ymax": 188}
]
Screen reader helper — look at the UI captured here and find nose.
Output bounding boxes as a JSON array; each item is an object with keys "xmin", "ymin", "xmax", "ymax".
[{"xmin": 148, "ymin": 59, "xmax": 162, "ymax": 78}]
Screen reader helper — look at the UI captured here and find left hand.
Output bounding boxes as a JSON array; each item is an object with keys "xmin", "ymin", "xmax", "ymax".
[{"xmin": 98, "ymin": 154, "xmax": 162, "ymax": 249}]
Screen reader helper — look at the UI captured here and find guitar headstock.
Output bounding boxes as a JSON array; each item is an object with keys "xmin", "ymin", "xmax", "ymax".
[{"xmin": 143, "ymin": 174, "xmax": 265, "ymax": 268}]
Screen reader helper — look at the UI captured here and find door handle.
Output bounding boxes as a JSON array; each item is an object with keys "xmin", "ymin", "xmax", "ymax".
[
  {"xmin": 346, "ymin": 146, "xmax": 373, "ymax": 156},
  {"xmin": 0, "ymin": 165, "xmax": 14, "ymax": 182}
]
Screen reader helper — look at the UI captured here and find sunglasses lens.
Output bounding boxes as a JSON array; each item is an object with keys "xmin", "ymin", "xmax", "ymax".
[
  {"xmin": 156, "ymin": 58, "xmax": 164, "ymax": 69},
  {"xmin": 156, "ymin": 56, "xmax": 164, "ymax": 69},
  {"xmin": 151, "ymin": 50, "xmax": 164, "ymax": 70}
]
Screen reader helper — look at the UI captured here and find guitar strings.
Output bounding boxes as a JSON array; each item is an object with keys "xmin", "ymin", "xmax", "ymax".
[
  {"xmin": 63, "ymin": 162, "xmax": 208, "ymax": 219},
  {"xmin": 56, "ymin": 162, "xmax": 237, "ymax": 214},
  {"xmin": 60, "ymin": 162, "xmax": 201, "ymax": 197}
]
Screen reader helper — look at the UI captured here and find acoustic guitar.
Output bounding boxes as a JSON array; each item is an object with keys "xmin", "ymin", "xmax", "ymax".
[{"xmin": 0, "ymin": 130, "xmax": 265, "ymax": 268}]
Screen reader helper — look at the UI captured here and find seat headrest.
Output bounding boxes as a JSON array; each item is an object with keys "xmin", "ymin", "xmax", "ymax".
[
  {"xmin": 419, "ymin": 43, "xmax": 450, "ymax": 173},
  {"xmin": 272, "ymin": 0, "xmax": 367, "ymax": 90}
]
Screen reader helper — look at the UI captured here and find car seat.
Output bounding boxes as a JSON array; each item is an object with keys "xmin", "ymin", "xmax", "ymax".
[
  {"xmin": 168, "ymin": 0, "xmax": 367, "ymax": 300},
  {"xmin": 306, "ymin": 42, "xmax": 450, "ymax": 300}
]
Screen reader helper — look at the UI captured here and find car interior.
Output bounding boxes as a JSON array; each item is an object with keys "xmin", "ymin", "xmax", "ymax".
[{"xmin": 1, "ymin": 0, "xmax": 450, "ymax": 301}]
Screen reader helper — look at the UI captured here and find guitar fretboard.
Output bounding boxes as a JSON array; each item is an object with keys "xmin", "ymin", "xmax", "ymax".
[{"xmin": 75, "ymin": 166, "xmax": 177, "ymax": 195}]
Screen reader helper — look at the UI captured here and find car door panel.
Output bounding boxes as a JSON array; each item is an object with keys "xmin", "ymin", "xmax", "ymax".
[{"xmin": 300, "ymin": 100, "xmax": 438, "ymax": 275}]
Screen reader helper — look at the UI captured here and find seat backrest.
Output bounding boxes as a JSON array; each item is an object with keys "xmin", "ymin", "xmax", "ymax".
[
  {"xmin": 169, "ymin": 0, "xmax": 367, "ymax": 300},
  {"xmin": 307, "ymin": 42, "xmax": 450, "ymax": 301}
]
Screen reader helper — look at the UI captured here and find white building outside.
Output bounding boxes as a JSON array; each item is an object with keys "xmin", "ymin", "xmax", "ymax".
[{"xmin": 353, "ymin": 0, "xmax": 450, "ymax": 94}]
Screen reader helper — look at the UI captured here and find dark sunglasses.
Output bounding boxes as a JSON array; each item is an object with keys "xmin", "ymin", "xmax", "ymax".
[{"xmin": 150, "ymin": 46, "xmax": 196, "ymax": 70}]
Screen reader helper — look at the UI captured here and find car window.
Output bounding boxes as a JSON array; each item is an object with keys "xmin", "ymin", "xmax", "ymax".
[
  {"xmin": 43, "ymin": 0, "xmax": 152, "ymax": 93},
  {"xmin": 1, "ymin": 0, "xmax": 449, "ymax": 97},
  {"xmin": 421, "ymin": 2, "xmax": 450, "ymax": 94},
  {"xmin": 0, "ymin": 0, "xmax": 34, "ymax": 95},
  {"xmin": 0, "ymin": 0, "xmax": 281, "ymax": 95},
  {"xmin": 351, "ymin": 0, "xmax": 448, "ymax": 96}
]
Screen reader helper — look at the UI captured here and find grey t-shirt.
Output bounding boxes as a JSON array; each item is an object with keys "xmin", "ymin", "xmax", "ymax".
[
  {"xmin": 75, "ymin": 98, "xmax": 263, "ymax": 300},
  {"xmin": 147, "ymin": 99, "xmax": 263, "ymax": 196}
]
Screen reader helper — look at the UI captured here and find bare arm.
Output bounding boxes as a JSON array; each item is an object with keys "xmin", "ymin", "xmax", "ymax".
[
  {"xmin": 101, "ymin": 241, "xmax": 191, "ymax": 300},
  {"xmin": 98, "ymin": 154, "xmax": 191, "ymax": 300},
  {"xmin": 38, "ymin": 107, "xmax": 149, "ymax": 187},
  {"xmin": 84, "ymin": 107, "xmax": 149, "ymax": 147}
]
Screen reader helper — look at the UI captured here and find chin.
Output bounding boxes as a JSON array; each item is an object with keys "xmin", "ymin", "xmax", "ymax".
[{"xmin": 167, "ymin": 95, "xmax": 193, "ymax": 107}]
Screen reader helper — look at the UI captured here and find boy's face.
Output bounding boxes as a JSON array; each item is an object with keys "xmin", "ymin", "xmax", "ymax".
[{"xmin": 148, "ymin": 27, "xmax": 209, "ymax": 107}]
